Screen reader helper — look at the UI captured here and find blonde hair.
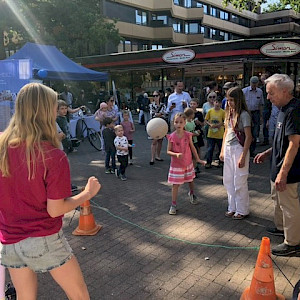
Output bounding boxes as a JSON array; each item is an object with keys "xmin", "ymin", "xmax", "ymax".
[
  {"xmin": 114, "ymin": 125, "xmax": 123, "ymax": 132},
  {"xmin": 0, "ymin": 83, "xmax": 60, "ymax": 179}
]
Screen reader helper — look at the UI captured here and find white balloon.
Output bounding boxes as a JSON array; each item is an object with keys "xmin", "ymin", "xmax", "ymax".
[{"xmin": 146, "ymin": 118, "xmax": 168, "ymax": 139}]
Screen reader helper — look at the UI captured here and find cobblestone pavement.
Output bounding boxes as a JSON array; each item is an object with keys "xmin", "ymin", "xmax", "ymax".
[{"xmin": 35, "ymin": 118, "xmax": 299, "ymax": 300}]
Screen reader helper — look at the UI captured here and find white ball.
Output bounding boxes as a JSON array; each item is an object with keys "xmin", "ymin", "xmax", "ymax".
[{"xmin": 146, "ymin": 118, "xmax": 168, "ymax": 139}]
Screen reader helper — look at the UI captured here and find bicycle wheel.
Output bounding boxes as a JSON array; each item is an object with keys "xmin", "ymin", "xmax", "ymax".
[{"xmin": 87, "ymin": 128, "xmax": 102, "ymax": 151}]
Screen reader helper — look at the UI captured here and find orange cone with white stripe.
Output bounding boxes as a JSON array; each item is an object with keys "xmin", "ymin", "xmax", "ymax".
[
  {"xmin": 240, "ymin": 237, "xmax": 285, "ymax": 300},
  {"xmin": 72, "ymin": 200, "xmax": 102, "ymax": 236}
]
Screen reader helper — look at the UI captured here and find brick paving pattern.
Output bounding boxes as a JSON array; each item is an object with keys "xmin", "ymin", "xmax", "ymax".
[{"xmin": 34, "ymin": 118, "xmax": 300, "ymax": 299}]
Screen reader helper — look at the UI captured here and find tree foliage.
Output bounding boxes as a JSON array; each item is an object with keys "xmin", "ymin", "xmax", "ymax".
[
  {"xmin": 1, "ymin": 0, "xmax": 121, "ymax": 59},
  {"xmin": 222, "ymin": 0, "xmax": 300, "ymax": 13}
]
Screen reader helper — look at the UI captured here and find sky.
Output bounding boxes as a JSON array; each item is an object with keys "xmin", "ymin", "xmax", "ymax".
[{"xmin": 261, "ymin": 0, "xmax": 277, "ymax": 10}]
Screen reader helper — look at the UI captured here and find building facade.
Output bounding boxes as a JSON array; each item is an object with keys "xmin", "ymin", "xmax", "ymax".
[{"xmin": 102, "ymin": 0, "xmax": 300, "ymax": 53}]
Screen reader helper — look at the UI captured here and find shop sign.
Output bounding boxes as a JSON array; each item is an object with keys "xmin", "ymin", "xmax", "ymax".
[
  {"xmin": 162, "ymin": 49, "xmax": 195, "ymax": 63},
  {"xmin": 260, "ymin": 42, "xmax": 300, "ymax": 57}
]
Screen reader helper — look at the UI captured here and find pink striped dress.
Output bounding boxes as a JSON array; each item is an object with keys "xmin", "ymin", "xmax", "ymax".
[{"xmin": 168, "ymin": 131, "xmax": 195, "ymax": 184}]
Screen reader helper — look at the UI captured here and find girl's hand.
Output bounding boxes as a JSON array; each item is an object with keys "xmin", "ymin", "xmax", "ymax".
[
  {"xmin": 176, "ymin": 153, "xmax": 182, "ymax": 159},
  {"xmin": 219, "ymin": 153, "xmax": 224, "ymax": 162},
  {"xmin": 197, "ymin": 159, "xmax": 206, "ymax": 166},
  {"xmin": 238, "ymin": 155, "xmax": 245, "ymax": 168},
  {"xmin": 58, "ymin": 132, "xmax": 65, "ymax": 141},
  {"xmin": 85, "ymin": 176, "xmax": 101, "ymax": 198}
]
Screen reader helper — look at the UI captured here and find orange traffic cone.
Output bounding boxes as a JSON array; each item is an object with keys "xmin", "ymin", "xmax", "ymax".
[
  {"xmin": 72, "ymin": 200, "xmax": 102, "ymax": 236},
  {"xmin": 240, "ymin": 237, "xmax": 285, "ymax": 300}
]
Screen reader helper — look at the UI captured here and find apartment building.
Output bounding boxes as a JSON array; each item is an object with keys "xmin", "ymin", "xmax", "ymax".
[
  {"xmin": 102, "ymin": 0, "xmax": 300, "ymax": 53},
  {"xmin": 77, "ymin": 1, "xmax": 299, "ymax": 101}
]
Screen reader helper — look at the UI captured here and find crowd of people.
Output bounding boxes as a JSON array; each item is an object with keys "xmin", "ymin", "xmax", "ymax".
[{"xmin": 0, "ymin": 72, "xmax": 298, "ymax": 298}]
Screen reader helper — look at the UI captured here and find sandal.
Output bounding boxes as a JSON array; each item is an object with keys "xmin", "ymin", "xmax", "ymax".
[
  {"xmin": 232, "ymin": 214, "xmax": 248, "ymax": 220},
  {"xmin": 225, "ymin": 211, "xmax": 235, "ymax": 218}
]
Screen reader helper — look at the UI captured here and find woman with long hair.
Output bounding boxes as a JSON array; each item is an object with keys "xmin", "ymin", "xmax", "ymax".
[
  {"xmin": 149, "ymin": 91, "xmax": 167, "ymax": 165},
  {"xmin": 219, "ymin": 87, "xmax": 252, "ymax": 220},
  {"xmin": 0, "ymin": 83, "xmax": 100, "ymax": 299}
]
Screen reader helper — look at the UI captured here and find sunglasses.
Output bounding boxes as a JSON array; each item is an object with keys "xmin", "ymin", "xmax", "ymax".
[
  {"xmin": 153, "ymin": 95, "xmax": 159, "ymax": 97},
  {"xmin": 208, "ymin": 96, "xmax": 216, "ymax": 98}
]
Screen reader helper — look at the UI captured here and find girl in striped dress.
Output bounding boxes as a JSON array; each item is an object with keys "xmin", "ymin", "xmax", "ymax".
[{"xmin": 167, "ymin": 112, "xmax": 205, "ymax": 215}]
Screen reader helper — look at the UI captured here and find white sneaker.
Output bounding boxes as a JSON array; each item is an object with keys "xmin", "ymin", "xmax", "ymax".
[
  {"xmin": 188, "ymin": 192, "xmax": 199, "ymax": 205},
  {"xmin": 129, "ymin": 159, "xmax": 133, "ymax": 165},
  {"xmin": 169, "ymin": 205, "xmax": 177, "ymax": 215}
]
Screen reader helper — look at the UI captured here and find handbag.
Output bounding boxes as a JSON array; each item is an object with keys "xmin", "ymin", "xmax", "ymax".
[{"xmin": 230, "ymin": 117, "xmax": 245, "ymax": 147}]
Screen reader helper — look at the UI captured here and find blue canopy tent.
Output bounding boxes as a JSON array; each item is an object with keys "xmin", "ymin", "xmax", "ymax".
[{"xmin": 5, "ymin": 42, "xmax": 108, "ymax": 81}]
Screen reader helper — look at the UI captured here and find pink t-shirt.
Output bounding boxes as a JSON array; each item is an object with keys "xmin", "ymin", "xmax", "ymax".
[
  {"xmin": 0, "ymin": 142, "xmax": 71, "ymax": 244},
  {"xmin": 121, "ymin": 120, "xmax": 134, "ymax": 140},
  {"xmin": 168, "ymin": 131, "xmax": 193, "ymax": 168}
]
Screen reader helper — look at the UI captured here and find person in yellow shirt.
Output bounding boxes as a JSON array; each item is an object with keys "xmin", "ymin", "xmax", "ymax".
[{"xmin": 205, "ymin": 97, "xmax": 225, "ymax": 168}]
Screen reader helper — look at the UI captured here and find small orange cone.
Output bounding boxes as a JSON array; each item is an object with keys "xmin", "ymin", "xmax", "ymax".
[
  {"xmin": 72, "ymin": 200, "xmax": 102, "ymax": 236},
  {"xmin": 240, "ymin": 237, "xmax": 285, "ymax": 300}
]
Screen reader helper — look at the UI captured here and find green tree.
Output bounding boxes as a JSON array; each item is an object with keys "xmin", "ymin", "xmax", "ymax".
[
  {"xmin": 1, "ymin": 0, "xmax": 120, "ymax": 59},
  {"xmin": 222, "ymin": 0, "xmax": 300, "ymax": 13}
]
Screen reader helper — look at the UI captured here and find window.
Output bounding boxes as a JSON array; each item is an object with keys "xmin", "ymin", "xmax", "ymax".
[
  {"xmin": 200, "ymin": 26, "xmax": 205, "ymax": 34},
  {"xmin": 135, "ymin": 10, "xmax": 147, "ymax": 25},
  {"xmin": 232, "ymin": 14, "xmax": 238, "ymax": 24},
  {"xmin": 185, "ymin": 22, "xmax": 200, "ymax": 34},
  {"xmin": 152, "ymin": 44, "xmax": 163, "ymax": 50},
  {"xmin": 173, "ymin": 21, "xmax": 182, "ymax": 32},
  {"xmin": 184, "ymin": 0, "xmax": 192, "ymax": 7},
  {"xmin": 220, "ymin": 10, "xmax": 229, "ymax": 20},
  {"xmin": 210, "ymin": 28, "xmax": 216, "ymax": 39},
  {"xmin": 152, "ymin": 14, "xmax": 168, "ymax": 25},
  {"xmin": 219, "ymin": 30, "xmax": 229, "ymax": 41},
  {"xmin": 211, "ymin": 7, "xmax": 217, "ymax": 17}
]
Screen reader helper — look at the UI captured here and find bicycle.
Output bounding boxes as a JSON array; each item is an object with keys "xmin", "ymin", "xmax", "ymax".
[{"xmin": 74, "ymin": 115, "xmax": 102, "ymax": 151}]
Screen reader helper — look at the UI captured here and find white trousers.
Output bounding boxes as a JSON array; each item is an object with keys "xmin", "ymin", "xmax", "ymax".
[{"xmin": 223, "ymin": 144, "xmax": 250, "ymax": 215}]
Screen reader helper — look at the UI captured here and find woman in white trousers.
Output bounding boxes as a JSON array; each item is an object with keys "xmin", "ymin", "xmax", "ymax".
[{"xmin": 220, "ymin": 87, "xmax": 252, "ymax": 220}]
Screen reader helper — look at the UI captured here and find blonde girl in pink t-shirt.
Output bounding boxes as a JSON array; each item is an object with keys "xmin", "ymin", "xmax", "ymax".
[{"xmin": 167, "ymin": 113, "xmax": 205, "ymax": 215}]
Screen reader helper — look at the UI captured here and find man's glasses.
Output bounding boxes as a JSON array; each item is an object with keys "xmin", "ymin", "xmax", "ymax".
[
  {"xmin": 153, "ymin": 95, "xmax": 159, "ymax": 97},
  {"xmin": 208, "ymin": 96, "xmax": 216, "ymax": 99}
]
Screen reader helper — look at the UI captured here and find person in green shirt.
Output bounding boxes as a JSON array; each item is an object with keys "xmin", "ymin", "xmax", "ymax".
[{"xmin": 205, "ymin": 97, "xmax": 225, "ymax": 168}]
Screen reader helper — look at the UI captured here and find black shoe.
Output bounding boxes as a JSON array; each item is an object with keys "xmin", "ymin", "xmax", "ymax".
[
  {"xmin": 272, "ymin": 243, "xmax": 300, "ymax": 256},
  {"xmin": 150, "ymin": 161, "xmax": 154, "ymax": 165},
  {"xmin": 266, "ymin": 227, "xmax": 284, "ymax": 236}
]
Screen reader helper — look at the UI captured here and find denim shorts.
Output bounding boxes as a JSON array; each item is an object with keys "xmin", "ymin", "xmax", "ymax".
[{"xmin": 0, "ymin": 230, "xmax": 73, "ymax": 273}]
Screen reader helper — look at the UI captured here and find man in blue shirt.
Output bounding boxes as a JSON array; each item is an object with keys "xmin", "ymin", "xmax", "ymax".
[{"xmin": 243, "ymin": 76, "xmax": 264, "ymax": 157}]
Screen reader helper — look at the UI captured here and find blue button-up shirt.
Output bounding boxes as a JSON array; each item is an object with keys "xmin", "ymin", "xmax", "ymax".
[{"xmin": 242, "ymin": 86, "xmax": 264, "ymax": 111}]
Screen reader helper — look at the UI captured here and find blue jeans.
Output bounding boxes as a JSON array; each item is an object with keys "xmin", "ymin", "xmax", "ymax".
[
  {"xmin": 206, "ymin": 138, "xmax": 223, "ymax": 164},
  {"xmin": 250, "ymin": 110, "xmax": 260, "ymax": 155},
  {"xmin": 105, "ymin": 149, "xmax": 116, "ymax": 170}
]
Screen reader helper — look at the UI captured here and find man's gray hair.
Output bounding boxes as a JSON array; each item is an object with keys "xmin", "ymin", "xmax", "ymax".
[{"xmin": 265, "ymin": 74, "xmax": 294, "ymax": 94}]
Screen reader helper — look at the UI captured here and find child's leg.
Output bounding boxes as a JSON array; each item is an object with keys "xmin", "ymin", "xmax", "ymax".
[
  {"xmin": 188, "ymin": 181, "xmax": 195, "ymax": 194},
  {"xmin": 128, "ymin": 140, "xmax": 133, "ymax": 160},
  {"xmin": 156, "ymin": 139, "xmax": 163, "ymax": 159},
  {"xmin": 0, "ymin": 264, "xmax": 5, "ymax": 300},
  {"xmin": 50, "ymin": 256, "xmax": 90, "ymax": 300},
  {"xmin": 150, "ymin": 139, "xmax": 157, "ymax": 162},
  {"xmin": 105, "ymin": 151, "xmax": 110, "ymax": 169},
  {"xmin": 206, "ymin": 138, "xmax": 215, "ymax": 164},
  {"xmin": 172, "ymin": 184, "xmax": 180, "ymax": 206},
  {"xmin": 111, "ymin": 150, "xmax": 116, "ymax": 170}
]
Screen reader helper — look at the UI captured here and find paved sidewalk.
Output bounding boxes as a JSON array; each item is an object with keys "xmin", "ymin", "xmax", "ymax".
[{"xmin": 36, "ymin": 119, "xmax": 300, "ymax": 299}]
